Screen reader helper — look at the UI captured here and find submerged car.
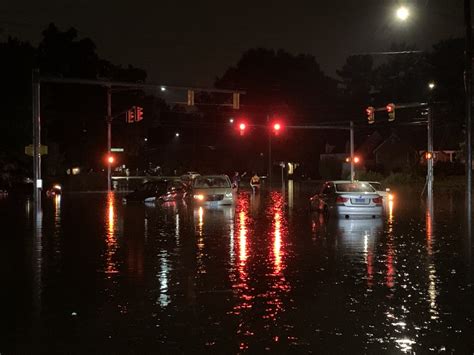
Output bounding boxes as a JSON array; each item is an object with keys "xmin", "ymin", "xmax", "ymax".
[
  {"xmin": 123, "ymin": 180, "xmax": 187, "ymax": 203},
  {"xmin": 191, "ymin": 175, "xmax": 234, "ymax": 205},
  {"xmin": 310, "ymin": 180, "xmax": 383, "ymax": 218}
]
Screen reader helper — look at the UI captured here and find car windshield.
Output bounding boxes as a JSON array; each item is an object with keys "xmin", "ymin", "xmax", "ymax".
[
  {"xmin": 369, "ymin": 182, "xmax": 383, "ymax": 191},
  {"xmin": 335, "ymin": 182, "xmax": 375, "ymax": 193},
  {"xmin": 194, "ymin": 176, "xmax": 230, "ymax": 188}
]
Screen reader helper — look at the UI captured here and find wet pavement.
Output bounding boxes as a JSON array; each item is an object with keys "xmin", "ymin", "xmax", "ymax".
[{"xmin": 1, "ymin": 182, "xmax": 474, "ymax": 353}]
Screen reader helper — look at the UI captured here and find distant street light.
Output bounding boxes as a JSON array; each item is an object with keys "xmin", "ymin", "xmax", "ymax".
[
  {"xmin": 428, "ymin": 82, "xmax": 436, "ymax": 90},
  {"xmin": 175, "ymin": 132, "xmax": 180, "ymax": 137},
  {"xmin": 229, "ymin": 118, "xmax": 234, "ymax": 124},
  {"xmin": 161, "ymin": 86, "xmax": 166, "ymax": 92},
  {"xmin": 396, "ymin": 6, "xmax": 410, "ymax": 21},
  {"xmin": 144, "ymin": 137, "xmax": 148, "ymax": 142}
]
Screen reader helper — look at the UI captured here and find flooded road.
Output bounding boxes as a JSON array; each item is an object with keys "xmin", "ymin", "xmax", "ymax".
[{"xmin": 1, "ymin": 183, "xmax": 474, "ymax": 353}]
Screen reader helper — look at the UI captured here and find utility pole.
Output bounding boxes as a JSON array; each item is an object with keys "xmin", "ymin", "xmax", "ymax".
[
  {"xmin": 32, "ymin": 69, "xmax": 42, "ymax": 209},
  {"xmin": 427, "ymin": 106, "xmax": 434, "ymax": 197},
  {"xmin": 267, "ymin": 115, "xmax": 272, "ymax": 182},
  {"xmin": 350, "ymin": 121, "xmax": 355, "ymax": 181},
  {"xmin": 106, "ymin": 87, "xmax": 112, "ymax": 191},
  {"xmin": 465, "ymin": 0, "xmax": 472, "ymax": 221}
]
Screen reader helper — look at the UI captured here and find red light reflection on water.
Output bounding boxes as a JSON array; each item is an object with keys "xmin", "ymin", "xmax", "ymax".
[
  {"xmin": 386, "ymin": 200, "xmax": 395, "ymax": 288},
  {"xmin": 264, "ymin": 192, "xmax": 291, "ymax": 322},
  {"xmin": 232, "ymin": 195, "xmax": 253, "ymax": 315},
  {"xmin": 105, "ymin": 192, "xmax": 118, "ymax": 275},
  {"xmin": 273, "ymin": 212, "xmax": 282, "ymax": 274}
]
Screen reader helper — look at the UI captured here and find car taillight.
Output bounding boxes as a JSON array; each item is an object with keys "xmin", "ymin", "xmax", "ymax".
[
  {"xmin": 336, "ymin": 196, "xmax": 348, "ymax": 204},
  {"xmin": 372, "ymin": 197, "xmax": 383, "ymax": 204}
]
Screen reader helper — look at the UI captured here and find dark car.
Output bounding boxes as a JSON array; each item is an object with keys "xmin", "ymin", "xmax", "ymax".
[
  {"xmin": 123, "ymin": 181, "xmax": 169, "ymax": 203},
  {"xmin": 123, "ymin": 180, "xmax": 188, "ymax": 204},
  {"xmin": 158, "ymin": 180, "xmax": 188, "ymax": 202}
]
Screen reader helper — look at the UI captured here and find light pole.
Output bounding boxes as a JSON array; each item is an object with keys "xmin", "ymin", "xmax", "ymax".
[
  {"xmin": 464, "ymin": 0, "xmax": 472, "ymax": 222},
  {"xmin": 106, "ymin": 87, "xmax": 112, "ymax": 191}
]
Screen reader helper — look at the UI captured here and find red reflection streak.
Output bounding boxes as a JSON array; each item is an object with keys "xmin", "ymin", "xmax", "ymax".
[
  {"xmin": 239, "ymin": 211, "xmax": 247, "ymax": 263},
  {"xmin": 385, "ymin": 201, "xmax": 395, "ymax": 288},
  {"xmin": 274, "ymin": 212, "xmax": 282, "ymax": 274},
  {"xmin": 263, "ymin": 192, "xmax": 291, "ymax": 322},
  {"xmin": 367, "ymin": 250, "xmax": 374, "ymax": 288},
  {"xmin": 233, "ymin": 197, "xmax": 252, "ymax": 317},
  {"xmin": 105, "ymin": 192, "xmax": 118, "ymax": 274},
  {"xmin": 426, "ymin": 208, "xmax": 433, "ymax": 256}
]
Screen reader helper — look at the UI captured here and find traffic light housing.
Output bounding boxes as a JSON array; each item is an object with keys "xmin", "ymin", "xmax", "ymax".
[
  {"xmin": 126, "ymin": 107, "xmax": 135, "ymax": 123},
  {"xmin": 187, "ymin": 90, "xmax": 195, "ymax": 106},
  {"xmin": 386, "ymin": 103, "xmax": 395, "ymax": 121},
  {"xmin": 366, "ymin": 106, "xmax": 375, "ymax": 124},
  {"xmin": 136, "ymin": 106, "xmax": 143, "ymax": 122}
]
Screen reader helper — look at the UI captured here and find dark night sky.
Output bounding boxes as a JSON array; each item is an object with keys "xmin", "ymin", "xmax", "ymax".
[{"xmin": 0, "ymin": 1, "xmax": 467, "ymax": 86}]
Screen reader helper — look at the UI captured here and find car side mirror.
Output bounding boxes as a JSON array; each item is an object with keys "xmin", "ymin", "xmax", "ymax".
[{"xmin": 385, "ymin": 188, "xmax": 390, "ymax": 192}]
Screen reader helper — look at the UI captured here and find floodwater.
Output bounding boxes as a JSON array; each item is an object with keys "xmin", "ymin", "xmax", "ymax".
[{"xmin": 1, "ymin": 183, "xmax": 473, "ymax": 353}]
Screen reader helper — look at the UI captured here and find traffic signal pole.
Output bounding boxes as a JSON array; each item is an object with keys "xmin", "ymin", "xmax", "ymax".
[
  {"xmin": 32, "ymin": 69, "xmax": 42, "ymax": 209},
  {"xmin": 350, "ymin": 121, "xmax": 355, "ymax": 181},
  {"xmin": 267, "ymin": 115, "xmax": 272, "ymax": 182},
  {"xmin": 107, "ymin": 87, "xmax": 112, "ymax": 191},
  {"xmin": 427, "ymin": 106, "xmax": 434, "ymax": 198},
  {"xmin": 464, "ymin": 0, "xmax": 472, "ymax": 224}
]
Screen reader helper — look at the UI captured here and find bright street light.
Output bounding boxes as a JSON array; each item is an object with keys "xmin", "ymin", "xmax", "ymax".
[
  {"xmin": 160, "ymin": 86, "xmax": 166, "ymax": 92},
  {"xmin": 396, "ymin": 6, "xmax": 410, "ymax": 21},
  {"xmin": 175, "ymin": 132, "xmax": 180, "ymax": 137},
  {"xmin": 428, "ymin": 82, "xmax": 436, "ymax": 90},
  {"xmin": 229, "ymin": 118, "xmax": 234, "ymax": 124}
]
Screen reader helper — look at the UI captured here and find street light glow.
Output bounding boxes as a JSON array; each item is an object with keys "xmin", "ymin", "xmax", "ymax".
[
  {"xmin": 229, "ymin": 118, "xmax": 234, "ymax": 123},
  {"xmin": 396, "ymin": 6, "xmax": 410, "ymax": 21},
  {"xmin": 161, "ymin": 86, "xmax": 166, "ymax": 91},
  {"xmin": 175, "ymin": 132, "xmax": 180, "ymax": 137},
  {"xmin": 428, "ymin": 82, "xmax": 436, "ymax": 90},
  {"xmin": 107, "ymin": 155, "xmax": 114, "ymax": 164}
]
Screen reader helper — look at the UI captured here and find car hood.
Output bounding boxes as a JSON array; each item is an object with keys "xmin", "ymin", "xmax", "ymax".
[{"xmin": 193, "ymin": 187, "xmax": 232, "ymax": 195}]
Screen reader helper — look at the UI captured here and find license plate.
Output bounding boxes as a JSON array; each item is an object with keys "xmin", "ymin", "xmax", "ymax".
[
  {"xmin": 353, "ymin": 198, "xmax": 366, "ymax": 204},
  {"xmin": 209, "ymin": 201, "xmax": 219, "ymax": 207}
]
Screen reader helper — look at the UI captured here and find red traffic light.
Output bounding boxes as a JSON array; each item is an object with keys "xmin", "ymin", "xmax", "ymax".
[
  {"xmin": 106, "ymin": 154, "xmax": 115, "ymax": 164},
  {"xmin": 237, "ymin": 122, "xmax": 247, "ymax": 136},
  {"xmin": 271, "ymin": 121, "xmax": 283, "ymax": 135},
  {"xmin": 386, "ymin": 103, "xmax": 395, "ymax": 121},
  {"xmin": 136, "ymin": 106, "xmax": 144, "ymax": 122},
  {"xmin": 126, "ymin": 107, "xmax": 135, "ymax": 123}
]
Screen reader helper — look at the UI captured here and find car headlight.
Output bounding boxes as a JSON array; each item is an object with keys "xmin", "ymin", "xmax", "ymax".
[
  {"xmin": 225, "ymin": 192, "xmax": 233, "ymax": 198},
  {"xmin": 193, "ymin": 194, "xmax": 204, "ymax": 201},
  {"xmin": 53, "ymin": 184, "xmax": 62, "ymax": 190}
]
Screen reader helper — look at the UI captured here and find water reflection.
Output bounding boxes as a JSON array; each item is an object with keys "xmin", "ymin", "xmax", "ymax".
[
  {"xmin": 265, "ymin": 192, "xmax": 290, "ymax": 322},
  {"xmin": 335, "ymin": 218, "xmax": 383, "ymax": 289},
  {"xmin": 105, "ymin": 192, "xmax": 119, "ymax": 275},
  {"xmin": 33, "ymin": 208, "xmax": 43, "ymax": 317},
  {"xmin": 425, "ymin": 195, "xmax": 439, "ymax": 320}
]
